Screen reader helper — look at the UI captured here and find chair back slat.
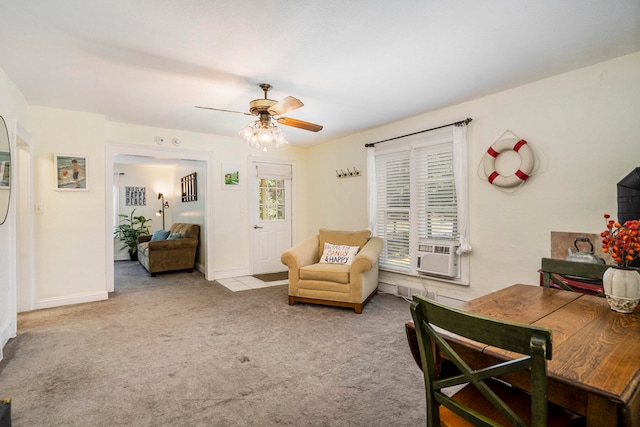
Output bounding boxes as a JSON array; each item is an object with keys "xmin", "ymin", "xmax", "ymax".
[{"xmin": 410, "ymin": 295, "xmax": 552, "ymax": 426}]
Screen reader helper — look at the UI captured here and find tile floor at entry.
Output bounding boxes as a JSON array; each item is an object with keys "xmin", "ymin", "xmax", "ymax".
[{"xmin": 217, "ymin": 276, "xmax": 288, "ymax": 292}]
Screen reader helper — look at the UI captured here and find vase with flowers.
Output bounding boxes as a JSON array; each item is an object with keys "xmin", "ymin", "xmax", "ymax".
[{"xmin": 600, "ymin": 214, "xmax": 640, "ymax": 313}]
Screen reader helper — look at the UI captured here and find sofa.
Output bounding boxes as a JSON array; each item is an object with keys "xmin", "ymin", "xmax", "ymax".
[
  {"xmin": 281, "ymin": 229, "xmax": 384, "ymax": 313},
  {"xmin": 137, "ymin": 223, "xmax": 200, "ymax": 276}
]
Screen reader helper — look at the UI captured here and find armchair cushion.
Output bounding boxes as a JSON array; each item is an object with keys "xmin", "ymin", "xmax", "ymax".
[
  {"xmin": 319, "ymin": 228, "xmax": 371, "ymax": 255},
  {"xmin": 300, "ymin": 262, "xmax": 351, "ymax": 284}
]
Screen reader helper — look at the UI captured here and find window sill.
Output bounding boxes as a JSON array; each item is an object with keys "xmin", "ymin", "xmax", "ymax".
[{"xmin": 379, "ymin": 267, "xmax": 470, "ymax": 287}]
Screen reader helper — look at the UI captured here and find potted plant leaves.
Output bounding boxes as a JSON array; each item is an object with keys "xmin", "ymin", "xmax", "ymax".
[{"xmin": 114, "ymin": 208, "xmax": 152, "ymax": 261}]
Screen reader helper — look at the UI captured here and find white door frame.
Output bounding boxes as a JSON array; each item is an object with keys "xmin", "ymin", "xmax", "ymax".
[
  {"xmin": 248, "ymin": 157, "xmax": 296, "ymax": 274},
  {"xmin": 14, "ymin": 121, "xmax": 34, "ymax": 313},
  {"xmin": 105, "ymin": 142, "xmax": 215, "ymax": 292}
]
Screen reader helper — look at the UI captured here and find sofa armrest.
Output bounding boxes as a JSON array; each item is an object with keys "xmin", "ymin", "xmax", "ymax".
[
  {"xmin": 138, "ymin": 234, "xmax": 152, "ymax": 244},
  {"xmin": 281, "ymin": 235, "xmax": 319, "ymax": 270},
  {"xmin": 351, "ymin": 237, "xmax": 384, "ymax": 274},
  {"xmin": 145, "ymin": 238, "xmax": 198, "ymax": 251}
]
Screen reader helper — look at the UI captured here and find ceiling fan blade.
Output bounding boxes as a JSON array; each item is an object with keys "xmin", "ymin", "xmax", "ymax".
[
  {"xmin": 276, "ymin": 117, "xmax": 323, "ymax": 132},
  {"xmin": 195, "ymin": 106, "xmax": 253, "ymax": 116},
  {"xmin": 268, "ymin": 96, "xmax": 304, "ymax": 116}
]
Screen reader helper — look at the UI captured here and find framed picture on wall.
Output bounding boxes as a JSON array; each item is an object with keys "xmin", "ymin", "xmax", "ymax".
[
  {"xmin": 181, "ymin": 172, "xmax": 197, "ymax": 202},
  {"xmin": 125, "ymin": 186, "xmax": 146, "ymax": 206},
  {"xmin": 223, "ymin": 164, "xmax": 240, "ymax": 189},
  {"xmin": 0, "ymin": 150, "xmax": 10, "ymax": 189},
  {"xmin": 54, "ymin": 154, "xmax": 88, "ymax": 191}
]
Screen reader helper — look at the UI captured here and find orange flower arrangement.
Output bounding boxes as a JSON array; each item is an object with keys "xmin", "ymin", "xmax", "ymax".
[{"xmin": 601, "ymin": 214, "xmax": 640, "ymax": 269}]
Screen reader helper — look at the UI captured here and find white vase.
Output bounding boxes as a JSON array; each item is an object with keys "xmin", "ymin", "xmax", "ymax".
[{"xmin": 603, "ymin": 267, "xmax": 640, "ymax": 313}]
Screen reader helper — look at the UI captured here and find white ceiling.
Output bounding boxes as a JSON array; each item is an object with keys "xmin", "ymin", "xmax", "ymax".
[{"xmin": 1, "ymin": 1, "xmax": 638, "ymax": 147}]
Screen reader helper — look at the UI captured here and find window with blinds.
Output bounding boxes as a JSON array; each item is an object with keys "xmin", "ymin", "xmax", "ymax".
[
  {"xmin": 416, "ymin": 144, "xmax": 457, "ymax": 240},
  {"xmin": 375, "ymin": 151, "xmax": 411, "ymax": 269},
  {"xmin": 375, "ymin": 140, "xmax": 457, "ymax": 273}
]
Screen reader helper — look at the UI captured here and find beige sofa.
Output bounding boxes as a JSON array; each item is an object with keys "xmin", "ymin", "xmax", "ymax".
[
  {"xmin": 137, "ymin": 223, "xmax": 200, "ymax": 276},
  {"xmin": 281, "ymin": 229, "xmax": 384, "ymax": 313}
]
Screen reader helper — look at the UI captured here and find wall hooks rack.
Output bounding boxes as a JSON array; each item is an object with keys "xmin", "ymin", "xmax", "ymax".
[{"xmin": 336, "ymin": 167, "xmax": 361, "ymax": 178}]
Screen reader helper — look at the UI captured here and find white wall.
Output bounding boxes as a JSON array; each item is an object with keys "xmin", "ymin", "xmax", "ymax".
[
  {"xmin": 174, "ymin": 161, "xmax": 206, "ymax": 268},
  {"xmin": 307, "ymin": 52, "xmax": 640, "ymax": 302},
  {"xmin": 29, "ymin": 108, "xmax": 108, "ymax": 307},
  {"xmin": 104, "ymin": 121, "xmax": 309, "ymax": 278}
]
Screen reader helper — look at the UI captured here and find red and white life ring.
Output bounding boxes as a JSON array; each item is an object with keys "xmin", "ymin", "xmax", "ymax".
[{"xmin": 482, "ymin": 138, "xmax": 534, "ymax": 188}]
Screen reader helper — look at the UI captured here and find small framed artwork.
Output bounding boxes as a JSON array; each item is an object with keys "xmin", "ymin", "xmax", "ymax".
[
  {"xmin": 223, "ymin": 164, "xmax": 240, "ymax": 189},
  {"xmin": 125, "ymin": 186, "xmax": 146, "ymax": 206},
  {"xmin": 55, "ymin": 154, "xmax": 88, "ymax": 191},
  {"xmin": 0, "ymin": 150, "xmax": 10, "ymax": 189}
]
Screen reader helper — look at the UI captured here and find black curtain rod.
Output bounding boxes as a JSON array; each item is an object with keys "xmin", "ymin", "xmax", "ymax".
[{"xmin": 364, "ymin": 118, "xmax": 472, "ymax": 147}]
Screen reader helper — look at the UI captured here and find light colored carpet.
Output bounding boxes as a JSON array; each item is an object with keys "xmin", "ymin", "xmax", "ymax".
[{"xmin": 0, "ymin": 261, "xmax": 427, "ymax": 426}]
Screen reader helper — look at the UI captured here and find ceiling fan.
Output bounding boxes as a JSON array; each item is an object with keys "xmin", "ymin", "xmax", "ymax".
[{"xmin": 196, "ymin": 83, "xmax": 323, "ymax": 150}]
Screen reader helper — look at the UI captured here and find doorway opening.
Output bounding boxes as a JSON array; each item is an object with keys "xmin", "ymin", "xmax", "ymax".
[{"xmin": 106, "ymin": 143, "xmax": 215, "ymax": 293}]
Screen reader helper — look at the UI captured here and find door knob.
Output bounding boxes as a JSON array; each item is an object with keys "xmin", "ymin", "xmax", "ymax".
[{"xmin": 254, "ymin": 225, "xmax": 263, "ymax": 229}]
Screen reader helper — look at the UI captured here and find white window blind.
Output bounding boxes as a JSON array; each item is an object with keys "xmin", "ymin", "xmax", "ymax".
[
  {"xmin": 375, "ymin": 150, "xmax": 411, "ymax": 270},
  {"xmin": 255, "ymin": 163, "xmax": 291, "ymax": 179},
  {"xmin": 375, "ymin": 139, "xmax": 458, "ymax": 272},
  {"xmin": 416, "ymin": 143, "xmax": 457, "ymax": 240}
]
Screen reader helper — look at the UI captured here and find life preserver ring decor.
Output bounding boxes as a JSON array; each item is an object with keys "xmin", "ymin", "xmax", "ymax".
[{"xmin": 482, "ymin": 138, "xmax": 534, "ymax": 188}]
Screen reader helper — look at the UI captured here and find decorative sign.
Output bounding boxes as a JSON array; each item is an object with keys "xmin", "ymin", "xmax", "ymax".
[{"xmin": 125, "ymin": 186, "xmax": 146, "ymax": 206}]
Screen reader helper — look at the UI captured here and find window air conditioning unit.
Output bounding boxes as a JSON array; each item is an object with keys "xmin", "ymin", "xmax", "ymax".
[{"xmin": 417, "ymin": 242, "xmax": 457, "ymax": 278}]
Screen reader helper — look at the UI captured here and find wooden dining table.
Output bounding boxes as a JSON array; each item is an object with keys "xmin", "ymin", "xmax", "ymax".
[{"xmin": 425, "ymin": 284, "xmax": 640, "ymax": 427}]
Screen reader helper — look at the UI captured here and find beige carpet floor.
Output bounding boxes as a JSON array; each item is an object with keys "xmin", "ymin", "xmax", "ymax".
[{"xmin": 0, "ymin": 261, "xmax": 426, "ymax": 426}]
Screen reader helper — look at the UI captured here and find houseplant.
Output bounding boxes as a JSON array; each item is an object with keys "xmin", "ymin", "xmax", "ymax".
[
  {"xmin": 600, "ymin": 214, "xmax": 640, "ymax": 313},
  {"xmin": 114, "ymin": 208, "xmax": 152, "ymax": 261}
]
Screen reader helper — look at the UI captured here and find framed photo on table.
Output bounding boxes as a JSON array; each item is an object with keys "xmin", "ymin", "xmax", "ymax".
[{"xmin": 55, "ymin": 154, "xmax": 88, "ymax": 191}]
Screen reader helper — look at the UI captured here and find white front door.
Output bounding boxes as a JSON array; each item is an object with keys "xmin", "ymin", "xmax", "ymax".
[{"xmin": 251, "ymin": 161, "xmax": 292, "ymax": 274}]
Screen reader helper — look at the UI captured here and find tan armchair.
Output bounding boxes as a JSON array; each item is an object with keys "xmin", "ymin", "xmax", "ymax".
[
  {"xmin": 137, "ymin": 223, "xmax": 200, "ymax": 276},
  {"xmin": 281, "ymin": 229, "xmax": 384, "ymax": 313}
]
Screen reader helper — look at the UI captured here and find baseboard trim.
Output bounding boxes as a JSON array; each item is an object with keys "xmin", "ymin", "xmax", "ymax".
[
  {"xmin": 35, "ymin": 290, "xmax": 108, "ymax": 310},
  {"xmin": 214, "ymin": 267, "xmax": 250, "ymax": 280},
  {"xmin": 0, "ymin": 320, "xmax": 17, "ymax": 361}
]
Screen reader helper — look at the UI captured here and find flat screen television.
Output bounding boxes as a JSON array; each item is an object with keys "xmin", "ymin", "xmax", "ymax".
[{"xmin": 618, "ymin": 167, "xmax": 640, "ymax": 224}]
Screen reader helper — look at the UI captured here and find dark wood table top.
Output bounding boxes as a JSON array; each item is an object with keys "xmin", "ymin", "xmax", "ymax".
[{"xmin": 457, "ymin": 284, "xmax": 640, "ymax": 427}]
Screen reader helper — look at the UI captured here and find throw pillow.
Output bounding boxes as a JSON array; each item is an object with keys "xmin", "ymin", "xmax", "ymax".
[
  {"xmin": 167, "ymin": 233, "xmax": 181, "ymax": 240},
  {"xmin": 151, "ymin": 230, "xmax": 170, "ymax": 241},
  {"xmin": 319, "ymin": 243, "xmax": 360, "ymax": 265}
]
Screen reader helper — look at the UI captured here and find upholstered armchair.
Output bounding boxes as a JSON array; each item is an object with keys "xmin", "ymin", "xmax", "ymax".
[
  {"xmin": 137, "ymin": 223, "xmax": 200, "ymax": 276},
  {"xmin": 281, "ymin": 229, "xmax": 384, "ymax": 314}
]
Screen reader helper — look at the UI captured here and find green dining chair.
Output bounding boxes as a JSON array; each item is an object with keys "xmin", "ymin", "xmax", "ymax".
[
  {"xmin": 410, "ymin": 295, "xmax": 584, "ymax": 426},
  {"xmin": 539, "ymin": 257, "xmax": 610, "ymax": 296}
]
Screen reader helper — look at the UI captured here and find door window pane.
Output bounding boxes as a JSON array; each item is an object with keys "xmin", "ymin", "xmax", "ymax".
[{"xmin": 258, "ymin": 178, "xmax": 286, "ymax": 220}]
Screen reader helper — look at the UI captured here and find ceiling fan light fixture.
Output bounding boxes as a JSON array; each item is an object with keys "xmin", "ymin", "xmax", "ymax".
[{"xmin": 240, "ymin": 120, "xmax": 288, "ymax": 151}]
